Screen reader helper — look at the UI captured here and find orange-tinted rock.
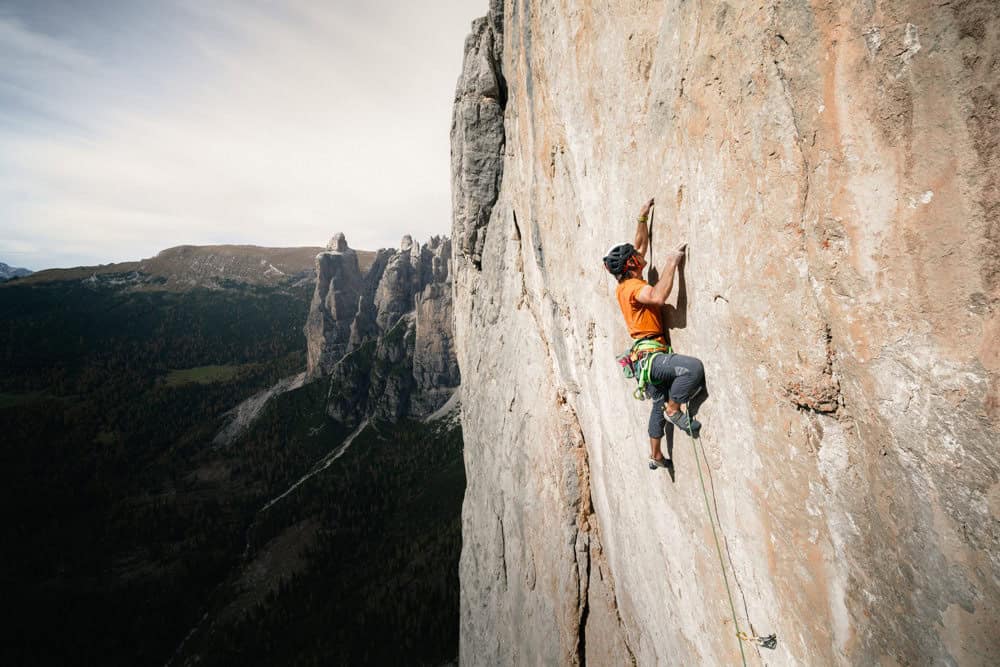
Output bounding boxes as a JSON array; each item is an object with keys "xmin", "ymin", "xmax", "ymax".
[{"xmin": 453, "ymin": 1, "xmax": 1000, "ymax": 664}]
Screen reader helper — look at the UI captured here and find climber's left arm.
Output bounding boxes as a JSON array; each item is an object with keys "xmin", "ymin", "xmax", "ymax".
[{"xmin": 632, "ymin": 198, "xmax": 654, "ymax": 257}]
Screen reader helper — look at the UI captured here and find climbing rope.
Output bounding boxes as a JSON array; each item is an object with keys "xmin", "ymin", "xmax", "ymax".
[
  {"xmin": 648, "ymin": 204, "xmax": 654, "ymax": 271},
  {"xmin": 684, "ymin": 414, "xmax": 776, "ymax": 663}
]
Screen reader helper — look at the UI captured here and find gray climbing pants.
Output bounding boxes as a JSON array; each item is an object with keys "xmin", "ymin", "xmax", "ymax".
[{"xmin": 645, "ymin": 353, "xmax": 705, "ymax": 438}]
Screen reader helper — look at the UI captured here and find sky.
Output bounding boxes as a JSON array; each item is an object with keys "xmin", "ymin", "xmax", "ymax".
[{"xmin": 0, "ymin": 0, "xmax": 485, "ymax": 270}]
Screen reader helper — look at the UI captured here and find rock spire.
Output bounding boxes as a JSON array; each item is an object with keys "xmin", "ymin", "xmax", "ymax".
[{"xmin": 305, "ymin": 233, "xmax": 458, "ymax": 423}]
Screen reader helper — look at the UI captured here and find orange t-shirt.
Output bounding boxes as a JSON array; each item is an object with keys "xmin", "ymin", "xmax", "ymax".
[{"xmin": 615, "ymin": 278, "xmax": 665, "ymax": 343}]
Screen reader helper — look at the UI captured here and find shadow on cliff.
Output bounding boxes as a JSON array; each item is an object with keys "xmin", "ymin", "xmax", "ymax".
[
  {"xmin": 663, "ymin": 427, "xmax": 677, "ymax": 482},
  {"xmin": 651, "ymin": 251, "xmax": 694, "ymax": 484},
  {"xmin": 648, "ymin": 257, "xmax": 687, "ymax": 335},
  {"xmin": 662, "ymin": 381, "xmax": 709, "ymax": 484}
]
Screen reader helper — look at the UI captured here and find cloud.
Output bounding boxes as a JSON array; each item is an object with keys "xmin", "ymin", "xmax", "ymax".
[
  {"xmin": 0, "ymin": 15, "xmax": 97, "ymax": 71},
  {"xmin": 0, "ymin": 238, "xmax": 39, "ymax": 255},
  {"xmin": 0, "ymin": 0, "xmax": 483, "ymax": 268}
]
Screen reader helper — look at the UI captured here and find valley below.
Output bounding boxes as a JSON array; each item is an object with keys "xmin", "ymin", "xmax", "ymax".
[{"xmin": 0, "ymin": 241, "xmax": 463, "ymax": 666}]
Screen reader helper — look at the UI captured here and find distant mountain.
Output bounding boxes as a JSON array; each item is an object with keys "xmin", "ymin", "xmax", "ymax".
[
  {"xmin": 10, "ymin": 244, "xmax": 376, "ymax": 291},
  {"xmin": 0, "ymin": 262, "xmax": 32, "ymax": 281}
]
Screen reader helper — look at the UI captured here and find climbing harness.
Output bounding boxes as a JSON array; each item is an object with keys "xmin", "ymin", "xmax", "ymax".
[
  {"xmin": 683, "ymin": 415, "xmax": 776, "ymax": 664},
  {"xmin": 632, "ymin": 339, "xmax": 666, "ymax": 400},
  {"xmin": 615, "ymin": 335, "xmax": 672, "ymax": 399}
]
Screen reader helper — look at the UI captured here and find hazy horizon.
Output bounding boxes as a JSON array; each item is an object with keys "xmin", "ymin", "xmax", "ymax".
[
  {"xmin": 0, "ymin": 0, "xmax": 484, "ymax": 271},
  {"xmin": 2, "ymin": 234, "xmax": 448, "ymax": 273}
]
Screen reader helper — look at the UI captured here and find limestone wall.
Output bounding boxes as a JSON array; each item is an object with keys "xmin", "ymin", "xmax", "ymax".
[{"xmin": 452, "ymin": 1, "xmax": 999, "ymax": 664}]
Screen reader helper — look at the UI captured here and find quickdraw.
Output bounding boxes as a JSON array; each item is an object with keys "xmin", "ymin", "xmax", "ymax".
[{"xmin": 738, "ymin": 631, "xmax": 777, "ymax": 650}]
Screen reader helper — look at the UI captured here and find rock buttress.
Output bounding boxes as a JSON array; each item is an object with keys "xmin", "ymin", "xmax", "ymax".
[
  {"xmin": 453, "ymin": 1, "xmax": 634, "ymax": 664},
  {"xmin": 305, "ymin": 233, "xmax": 363, "ymax": 378},
  {"xmin": 219, "ymin": 232, "xmax": 458, "ymax": 443},
  {"xmin": 453, "ymin": 1, "xmax": 1000, "ymax": 665},
  {"xmin": 322, "ymin": 235, "xmax": 459, "ymax": 425},
  {"xmin": 451, "ymin": 0, "xmax": 506, "ymax": 270}
]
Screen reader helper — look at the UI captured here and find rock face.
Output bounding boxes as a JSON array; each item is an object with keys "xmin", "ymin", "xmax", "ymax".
[
  {"xmin": 452, "ymin": 2, "xmax": 999, "ymax": 666},
  {"xmin": 308, "ymin": 234, "xmax": 459, "ymax": 425},
  {"xmin": 305, "ymin": 234, "xmax": 365, "ymax": 377},
  {"xmin": 216, "ymin": 234, "xmax": 458, "ymax": 445},
  {"xmin": 452, "ymin": 2, "xmax": 506, "ymax": 270},
  {"xmin": 412, "ymin": 280, "xmax": 460, "ymax": 416}
]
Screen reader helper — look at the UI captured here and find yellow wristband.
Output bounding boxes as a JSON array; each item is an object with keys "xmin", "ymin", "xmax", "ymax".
[{"xmin": 638, "ymin": 215, "xmax": 648, "ymax": 223}]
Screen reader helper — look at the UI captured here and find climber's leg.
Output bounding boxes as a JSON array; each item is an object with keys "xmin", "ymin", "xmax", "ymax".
[
  {"xmin": 688, "ymin": 383, "xmax": 709, "ymax": 418},
  {"xmin": 649, "ymin": 436, "xmax": 663, "ymax": 460},
  {"xmin": 647, "ymin": 354, "xmax": 682, "ymax": 417},
  {"xmin": 666, "ymin": 354, "xmax": 705, "ymax": 405},
  {"xmin": 646, "ymin": 380, "xmax": 672, "ymax": 468},
  {"xmin": 661, "ymin": 354, "xmax": 705, "ymax": 436}
]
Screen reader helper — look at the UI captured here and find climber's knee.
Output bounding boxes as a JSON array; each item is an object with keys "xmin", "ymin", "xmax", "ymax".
[{"xmin": 667, "ymin": 354, "xmax": 705, "ymax": 405}]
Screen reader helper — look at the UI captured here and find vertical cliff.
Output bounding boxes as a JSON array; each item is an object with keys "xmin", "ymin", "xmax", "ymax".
[
  {"xmin": 217, "ymin": 233, "xmax": 458, "ymax": 444},
  {"xmin": 306, "ymin": 233, "xmax": 364, "ymax": 378},
  {"xmin": 452, "ymin": 1, "xmax": 999, "ymax": 665}
]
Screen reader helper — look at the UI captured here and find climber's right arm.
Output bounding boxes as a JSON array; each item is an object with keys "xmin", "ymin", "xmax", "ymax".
[{"xmin": 636, "ymin": 243, "xmax": 686, "ymax": 305}]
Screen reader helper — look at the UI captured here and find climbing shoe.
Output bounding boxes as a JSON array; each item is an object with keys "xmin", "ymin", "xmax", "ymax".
[
  {"xmin": 666, "ymin": 409, "xmax": 701, "ymax": 436},
  {"xmin": 648, "ymin": 456, "xmax": 673, "ymax": 471}
]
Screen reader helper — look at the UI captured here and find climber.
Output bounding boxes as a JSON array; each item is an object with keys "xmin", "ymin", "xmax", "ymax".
[{"xmin": 603, "ymin": 198, "xmax": 706, "ymax": 470}]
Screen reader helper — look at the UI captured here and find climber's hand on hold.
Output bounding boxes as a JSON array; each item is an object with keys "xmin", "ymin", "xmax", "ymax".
[
  {"xmin": 633, "ymin": 199, "xmax": 655, "ymax": 257},
  {"xmin": 639, "ymin": 198, "xmax": 654, "ymax": 219},
  {"xmin": 669, "ymin": 242, "xmax": 687, "ymax": 265}
]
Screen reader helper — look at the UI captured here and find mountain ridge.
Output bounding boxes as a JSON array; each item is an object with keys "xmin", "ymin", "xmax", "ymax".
[
  {"xmin": 8, "ymin": 244, "xmax": 377, "ymax": 290},
  {"xmin": 0, "ymin": 262, "xmax": 32, "ymax": 281}
]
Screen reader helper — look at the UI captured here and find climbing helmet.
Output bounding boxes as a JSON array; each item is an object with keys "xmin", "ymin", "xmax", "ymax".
[{"xmin": 603, "ymin": 242, "xmax": 637, "ymax": 277}]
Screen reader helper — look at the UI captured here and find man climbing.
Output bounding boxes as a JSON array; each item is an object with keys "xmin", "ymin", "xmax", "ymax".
[{"xmin": 603, "ymin": 198, "xmax": 706, "ymax": 470}]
